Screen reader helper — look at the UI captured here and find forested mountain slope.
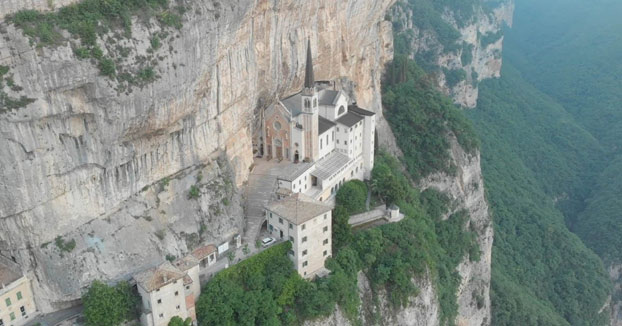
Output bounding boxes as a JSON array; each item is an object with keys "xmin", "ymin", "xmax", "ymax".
[
  {"xmin": 468, "ymin": 0, "xmax": 622, "ymax": 324},
  {"xmin": 469, "ymin": 64, "xmax": 610, "ymax": 325}
]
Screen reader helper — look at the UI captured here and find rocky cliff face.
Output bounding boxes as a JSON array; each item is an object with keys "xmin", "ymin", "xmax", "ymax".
[
  {"xmin": 391, "ymin": 0, "xmax": 514, "ymax": 108},
  {"xmin": 419, "ymin": 137, "xmax": 493, "ymax": 326},
  {"xmin": 305, "ymin": 272, "xmax": 439, "ymax": 326},
  {"xmin": 611, "ymin": 265, "xmax": 622, "ymax": 326},
  {"xmin": 0, "ymin": 0, "xmax": 394, "ymax": 311}
]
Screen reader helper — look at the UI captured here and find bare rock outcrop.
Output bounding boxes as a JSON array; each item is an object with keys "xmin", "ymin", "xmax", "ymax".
[
  {"xmin": 390, "ymin": 0, "xmax": 514, "ymax": 108},
  {"xmin": 419, "ymin": 136, "xmax": 493, "ymax": 326}
]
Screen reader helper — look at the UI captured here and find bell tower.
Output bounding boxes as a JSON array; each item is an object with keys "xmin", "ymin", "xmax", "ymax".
[{"xmin": 301, "ymin": 39, "xmax": 319, "ymax": 161}]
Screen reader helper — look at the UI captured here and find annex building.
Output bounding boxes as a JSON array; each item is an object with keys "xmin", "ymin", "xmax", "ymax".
[{"xmin": 265, "ymin": 193, "xmax": 332, "ymax": 278}]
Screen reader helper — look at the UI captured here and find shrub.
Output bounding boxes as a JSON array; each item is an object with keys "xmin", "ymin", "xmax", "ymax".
[
  {"xmin": 188, "ymin": 185, "xmax": 200, "ymax": 199},
  {"xmin": 54, "ymin": 236, "xmax": 76, "ymax": 253},
  {"xmin": 98, "ymin": 58, "xmax": 116, "ymax": 77}
]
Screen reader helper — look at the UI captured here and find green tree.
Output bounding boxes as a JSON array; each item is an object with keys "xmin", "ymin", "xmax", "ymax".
[
  {"xmin": 168, "ymin": 316, "xmax": 192, "ymax": 326},
  {"xmin": 335, "ymin": 180, "xmax": 367, "ymax": 214},
  {"xmin": 83, "ymin": 280, "xmax": 138, "ymax": 326},
  {"xmin": 331, "ymin": 206, "xmax": 352, "ymax": 251}
]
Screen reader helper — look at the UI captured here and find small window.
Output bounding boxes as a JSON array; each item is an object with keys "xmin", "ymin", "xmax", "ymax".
[
  {"xmin": 289, "ymin": 236, "xmax": 294, "ymax": 242},
  {"xmin": 344, "ymin": 141, "xmax": 347, "ymax": 145},
  {"xmin": 323, "ymin": 250, "xmax": 328, "ymax": 257},
  {"xmin": 279, "ymin": 217, "xmax": 283, "ymax": 224},
  {"xmin": 336, "ymin": 127, "xmax": 340, "ymax": 132},
  {"xmin": 159, "ymin": 314, "xmax": 164, "ymax": 319},
  {"xmin": 338, "ymin": 106, "xmax": 345, "ymax": 115},
  {"xmin": 324, "ymin": 214, "xmax": 327, "ymax": 220},
  {"xmin": 16, "ymin": 291, "xmax": 22, "ymax": 300},
  {"xmin": 156, "ymin": 288, "xmax": 160, "ymax": 292},
  {"xmin": 5, "ymin": 298, "xmax": 11, "ymax": 307},
  {"xmin": 20, "ymin": 306, "xmax": 25, "ymax": 316},
  {"xmin": 302, "ymin": 250, "xmax": 307, "ymax": 256},
  {"xmin": 10, "ymin": 313, "xmax": 15, "ymax": 321},
  {"xmin": 174, "ymin": 291, "xmax": 179, "ymax": 296},
  {"xmin": 298, "ymin": 180, "xmax": 301, "ymax": 185},
  {"xmin": 323, "ymin": 226, "xmax": 328, "ymax": 233},
  {"xmin": 157, "ymin": 299, "xmax": 162, "ymax": 304},
  {"xmin": 289, "ymin": 223, "xmax": 293, "ymax": 229},
  {"xmin": 302, "ymin": 236, "xmax": 307, "ymax": 243},
  {"xmin": 323, "ymin": 239, "xmax": 329, "ymax": 245},
  {"xmin": 302, "ymin": 224, "xmax": 306, "ymax": 230},
  {"xmin": 289, "ymin": 250, "xmax": 295, "ymax": 256},
  {"xmin": 186, "ymin": 285, "xmax": 190, "ymax": 290},
  {"xmin": 303, "ymin": 261, "xmax": 308, "ymax": 267},
  {"xmin": 0, "ymin": 318, "xmax": 4, "ymax": 326},
  {"xmin": 336, "ymin": 140, "xmax": 339, "ymax": 144},
  {"xmin": 274, "ymin": 121, "xmax": 282, "ymax": 130},
  {"xmin": 270, "ymin": 212, "xmax": 273, "ymax": 218},
  {"xmin": 176, "ymin": 305, "xmax": 180, "ymax": 310},
  {"xmin": 173, "ymin": 280, "xmax": 177, "ymax": 284}
]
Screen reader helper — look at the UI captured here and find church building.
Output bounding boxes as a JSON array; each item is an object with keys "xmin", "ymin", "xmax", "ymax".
[{"xmin": 258, "ymin": 40, "xmax": 376, "ymax": 202}]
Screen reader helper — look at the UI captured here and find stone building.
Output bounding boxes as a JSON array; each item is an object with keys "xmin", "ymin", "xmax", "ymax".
[
  {"xmin": 265, "ymin": 193, "xmax": 332, "ymax": 278},
  {"xmin": 257, "ymin": 40, "xmax": 376, "ymax": 202},
  {"xmin": 0, "ymin": 257, "xmax": 37, "ymax": 326},
  {"xmin": 134, "ymin": 261, "xmax": 199, "ymax": 326}
]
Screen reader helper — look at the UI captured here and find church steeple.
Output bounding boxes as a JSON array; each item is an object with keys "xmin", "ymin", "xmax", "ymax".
[{"xmin": 304, "ymin": 39, "xmax": 314, "ymax": 91}]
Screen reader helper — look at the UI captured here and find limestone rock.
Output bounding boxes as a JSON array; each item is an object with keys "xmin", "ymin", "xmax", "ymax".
[{"xmin": 390, "ymin": 0, "xmax": 514, "ymax": 108}]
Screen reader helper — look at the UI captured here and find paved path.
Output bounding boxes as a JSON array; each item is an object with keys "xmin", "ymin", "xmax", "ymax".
[
  {"xmin": 25, "ymin": 305, "xmax": 82, "ymax": 326},
  {"xmin": 243, "ymin": 159, "xmax": 285, "ymax": 245}
]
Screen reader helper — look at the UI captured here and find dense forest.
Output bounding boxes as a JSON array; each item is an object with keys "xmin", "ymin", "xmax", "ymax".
[
  {"xmin": 499, "ymin": 0, "xmax": 622, "ymax": 264},
  {"xmin": 390, "ymin": 0, "xmax": 622, "ymax": 324},
  {"xmin": 467, "ymin": 0, "xmax": 622, "ymax": 324}
]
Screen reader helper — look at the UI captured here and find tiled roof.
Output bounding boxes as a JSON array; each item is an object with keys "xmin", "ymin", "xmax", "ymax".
[
  {"xmin": 280, "ymin": 92, "xmax": 303, "ymax": 117},
  {"xmin": 336, "ymin": 111, "xmax": 364, "ymax": 128},
  {"xmin": 134, "ymin": 261, "xmax": 185, "ymax": 292},
  {"xmin": 173, "ymin": 255, "xmax": 199, "ymax": 272},
  {"xmin": 318, "ymin": 90, "xmax": 340, "ymax": 106},
  {"xmin": 348, "ymin": 105, "xmax": 375, "ymax": 116},
  {"xmin": 0, "ymin": 259, "xmax": 22, "ymax": 288},
  {"xmin": 319, "ymin": 116, "xmax": 336, "ymax": 135},
  {"xmin": 191, "ymin": 245, "xmax": 217, "ymax": 261},
  {"xmin": 265, "ymin": 193, "xmax": 332, "ymax": 225},
  {"xmin": 277, "ymin": 161, "xmax": 314, "ymax": 182}
]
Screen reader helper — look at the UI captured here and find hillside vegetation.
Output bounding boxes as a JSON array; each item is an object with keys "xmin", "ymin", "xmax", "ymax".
[
  {"xmin": 196, "ymin": 153, "xmax": 479, "ymax": 326},
  {"xmin": 501, "ymin": 0, "xmax": 622, "ymax": 266},
  {"xmin": 469, "ymin": 64, "xmax": 611, "ymax": 325}
]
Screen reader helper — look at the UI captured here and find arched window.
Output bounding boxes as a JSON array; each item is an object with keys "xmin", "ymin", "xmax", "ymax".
[
  {"xmin": 274, "ymin": 139, "xmax": 282, "ymax": 146},
  {"xmin": 313, "ymin": 98, "xmax": 318, "ymax": 107},
  {"xmin": 304, "ymin": 99, "xmax": 310, "ymax": 109},
  {"xmin": 338, "ymin": 106, "xmax": 345, "ymax": 115}
]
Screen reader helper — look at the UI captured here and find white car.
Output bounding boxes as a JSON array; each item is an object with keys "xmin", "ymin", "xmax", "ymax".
[{"xmin": 261, "ymin": 237, "xmax": 276, "ymax": 247}]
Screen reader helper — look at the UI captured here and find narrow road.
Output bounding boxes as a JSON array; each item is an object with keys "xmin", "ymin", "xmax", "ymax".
[{"xmin": 25, "ymin": 305, "xmax": 83, "ymax": 326}]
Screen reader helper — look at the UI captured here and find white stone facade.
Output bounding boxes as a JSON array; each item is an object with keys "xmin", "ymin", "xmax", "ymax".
[{"xmin": 265, "ymin": 194, "xmax": 332, "ymax": 278}]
